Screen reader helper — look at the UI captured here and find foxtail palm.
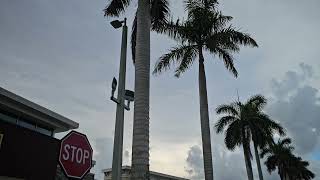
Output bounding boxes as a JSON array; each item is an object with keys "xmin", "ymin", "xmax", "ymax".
[
  {"xmin": 104, "ymin": 0, "xmax": 170, "ymax": 179},
  {"xmin": 153, "ymin": 1, "xmax": 258, "ymax": 179}
]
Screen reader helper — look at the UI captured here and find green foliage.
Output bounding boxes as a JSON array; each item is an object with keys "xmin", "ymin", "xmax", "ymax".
[
  {"xmin": 154, "ymin": 45, "xmax": 198, "ymax": 77},
  {"xmin": 215, "ymin": 95, "xmax": 284, "ymax": 151},
  {"xmin": 104, "ymin": 0, "xmax": 130, "ymax": 17},
  {"xmin": 153, "ymin": 0, "xmax": 257, "ymax": 77},
  {"xmin": 261, "ymin": 138, "xmax": 315, "ymax": 180}
]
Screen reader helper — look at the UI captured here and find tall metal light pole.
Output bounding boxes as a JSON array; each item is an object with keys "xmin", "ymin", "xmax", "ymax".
[{"xmin": 109, "ymin": 18, "xmax": 133, "ymax": 180}]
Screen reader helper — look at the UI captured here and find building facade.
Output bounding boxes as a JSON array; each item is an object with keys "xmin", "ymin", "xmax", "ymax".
[
  {"xmin": 102, "ymin": 166, "xmax": 189, "ymax": 180},
  {"xmin": 0, "ymin": 87, "xmax": 94, "ymax": 180}
]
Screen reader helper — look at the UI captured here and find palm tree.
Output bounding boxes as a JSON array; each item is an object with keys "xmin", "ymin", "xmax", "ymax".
[
  {"xmin": 215, "ymin": 95, "xmax": 282, "ymax": 180},
  {"xmin": 246, "ymin": 95, "xmax": 285, "ymax": 180},
  {"xmin": 261, "ymin": 138, "xmax": 295, "ymax": 180},
  {"xmin": 153, "ymin": 1, "xmax": 257, "ymax": 179},
  {"xmin": 261, "ymin": 138, "xmax": 315, "ymax": 180},
  {"xmin": 104, "ymin": 1, "xmax": 170, "ymax": 179}
]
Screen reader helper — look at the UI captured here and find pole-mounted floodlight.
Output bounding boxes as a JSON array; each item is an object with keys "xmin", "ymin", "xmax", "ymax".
[
  {"xmin": 111, "ymin": 77, "xmax": 117, "ymax": 97},
  {"xmin": 124, "ymin": 90, "xmax": 134, "ymax": 102},
  {"xmin": 109, "ymin": 17, "xmax": 131, "ymax": 180},
  {"xmin": 124, "ymin": 90, "xmax": 134, "ymax": 110},
  {"xmin": 110, "ymin": 20, "xmax": 124, "ymax": 29}
]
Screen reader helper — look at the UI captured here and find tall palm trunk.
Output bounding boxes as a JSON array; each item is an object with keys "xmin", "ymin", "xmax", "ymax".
[
  {"xmin": 278, "ymin": 168, "xmax": 283, "ymax": 180},
  {"xmin": 198, "ymin": 49, "xmax": 214, "ymax": 180},
  {"xmin": 242, "ymin": 129, "xmax": 254, "ymax": 180},
  {"xmin": 253, "ymin": 141, "xmax": 264, "ymax": 180},
  {"xmin": 131, "ymin": 0, "xmax": 151, "ymax": 179}
]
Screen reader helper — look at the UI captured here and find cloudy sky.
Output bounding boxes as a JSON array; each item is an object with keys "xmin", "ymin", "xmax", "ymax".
[{"xmin": 1, "ymin": 0, "xmax": 319, "ymax": 179}]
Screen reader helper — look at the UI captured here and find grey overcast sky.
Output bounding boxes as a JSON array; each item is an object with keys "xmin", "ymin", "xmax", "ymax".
[{"xmin": 1, "ymin": 0, "xmax": 320, "ymax": 179}]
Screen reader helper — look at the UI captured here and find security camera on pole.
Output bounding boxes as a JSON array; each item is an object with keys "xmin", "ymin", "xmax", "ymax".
[{"xmin": 109, "ymin": 18, "xmax": 134, "ymax": 180}]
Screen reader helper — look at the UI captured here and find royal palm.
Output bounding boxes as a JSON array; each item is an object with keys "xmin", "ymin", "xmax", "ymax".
[
  {"xmin": 246, "ymin": 95, "xmax": 285, "ymax": 180},
  {"xmin": 153, "ymin": 1, "xmax": 258, "ymax": 179},
  {"xmin": 261, "ymin": 138, "xmax": 315, "ymax": 180},
  {"xmin": 215, "ymin": 95, "xmax": 284, "ymax": 180},
  {"xmin": 104, "ymin": 0, "xmax": 170, "ymax": 179}
]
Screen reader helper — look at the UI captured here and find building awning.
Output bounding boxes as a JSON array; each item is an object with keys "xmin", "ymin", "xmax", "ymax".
[{"xmin": 0, "ymin": 87, "xmax": 78, "ymax": 133}]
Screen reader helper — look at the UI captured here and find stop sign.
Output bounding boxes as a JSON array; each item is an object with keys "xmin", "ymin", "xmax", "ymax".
[{"xmin": 59, "ymin": 131, "xmax": 93, "ymax": 179}]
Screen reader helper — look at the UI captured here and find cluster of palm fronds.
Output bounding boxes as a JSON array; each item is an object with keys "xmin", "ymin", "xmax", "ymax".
[{"xmin": 216, "ymin": 95, "xmax": 315, "ymax": 180}]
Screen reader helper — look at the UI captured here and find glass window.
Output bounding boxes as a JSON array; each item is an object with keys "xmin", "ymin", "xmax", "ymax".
[
  {"xmin": 0, "ymin": 110, "xmax": 53, "ymax": 136},
  {"xmin": 0, "ymin": 111, "xmax": 17, "ymax": 124}
]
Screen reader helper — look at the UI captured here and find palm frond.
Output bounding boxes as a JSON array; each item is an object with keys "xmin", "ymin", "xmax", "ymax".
[
  {"xmin": 226, "ymin": 27, "xmax": 258, "ymax": 47},
  {"xmin": 185, "ymin": 0, "xmax": 218, "ymax": 13},
  {"xmin": 259, "ymin": 114, "xmax": 285, "ymax": 136},
  {"xmin": 279, "ymin": 138, "xmax": 292, "ymax": 147},
  {"xmin": 104, "ymin": 0, "xmax": 130, "ymax": 17},
  {"xmin": 151, "ymin": 0, "xmax": 170, "ymax": 30},
  {"xmin": 155, "ymin": 19, "xmax": 190, "ymax": 43},
  {"xmin": 211, "ymin": 11, "xmax": 233, "ymax": 31},
  {"xmin": 216, "ymin": 104, "xmax": 239, "ymax": 116},
  {"xmin": 265, "ymin": 156, "xmax": 277, "ymax": 173},
  {"xmin": 203, "ymin": 0, "xmax": 219, "ymax": 9},
  {"xmin": 174, "ymin": 46, "xmax": 198, "ymax": 77},
  {"xmin": 153, "ymin": 45, "xmax": 197, "ymax": 75},
  {"xmin": 131, "ymin": 0, "xmax": 170, "ymax": 63},
  {"xmin": 246, "ymin": 94, "xmax": 267, "ymax": 110},
  {"xmin": 204, "ymin": 34, "xmax": 240, "ymax": 53},
  {"xmin": 260, "ymin": 148, "xmax": 272, "ymax": 158},
  {"xmin": 208, "ymin": 27, "xmax": 258, "ymax": 48},
  {"xmin": 214, "ymin": 47, "xmax": 238, "ymax": 77},
  {"xmin": 185, "ymin": 0, "xmax": 203, "ymax": 12},
  {"xmin": 224, "ymin": 121, "xmax": 242, "ymax": 150},
  {"xmin": 215, "ymin": 115, "xmax": 237, "ymax": 133},
  {"xmin": 288, "ymin": 156, "xmax": 315, "ymax": 180}
]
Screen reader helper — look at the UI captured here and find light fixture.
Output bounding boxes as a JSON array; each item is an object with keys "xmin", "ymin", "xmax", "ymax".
[{"xmin": 110, "ymin": 20, "xmax": 123, "ymax": 29}]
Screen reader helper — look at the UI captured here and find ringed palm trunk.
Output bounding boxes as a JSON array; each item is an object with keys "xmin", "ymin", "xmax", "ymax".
[
  {"xmin": 198, "ymin": 49, "xmax": 214, "ymax": 180},
  {"xmin": 131, "ymin": 0, "xmax": 151, "ymax": 179},
  {"xmin": 242, "ymin": 130, "xmax": 254, "ymax": 180},
  {"xmin": 253, "ymin": 141, "xmax": 264, "ymax": 180}
]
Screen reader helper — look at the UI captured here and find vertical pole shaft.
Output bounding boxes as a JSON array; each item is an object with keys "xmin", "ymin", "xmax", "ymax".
[{"xmin": 111, "ymin": 19, "xmax": 127, "ymax": 180}]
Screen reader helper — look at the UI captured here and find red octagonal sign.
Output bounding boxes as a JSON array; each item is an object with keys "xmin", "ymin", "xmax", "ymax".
[{"xmin": 59, "ymin": 131, "xmax": 93, "ymax": 179}]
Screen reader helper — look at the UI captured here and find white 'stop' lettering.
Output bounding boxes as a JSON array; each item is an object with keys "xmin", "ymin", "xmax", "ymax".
[{"xmin": 62, "ymin": 144, "xmax": 90, "ymax": 164}]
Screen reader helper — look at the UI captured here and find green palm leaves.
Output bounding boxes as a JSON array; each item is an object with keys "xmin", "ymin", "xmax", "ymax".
[
  {"xmin": 153, "ymin": 0, "xmax": 257, "ymax": 77},
  {"xmin": 216, "ymin": 95, "xmax": 283, "ymax": 150},
  {"xmin": 216, "ymin": 95, "xmax": 283, "ymax": 180},
  {"xmin": 261, "ymin": 138, "xmax": 315, "ymax": 180},
  {"xmin": 216, "ymin": 95, "xmax": 315, "ymax": 180}
]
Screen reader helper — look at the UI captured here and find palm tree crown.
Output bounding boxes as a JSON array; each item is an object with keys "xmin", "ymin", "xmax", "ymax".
[
  {"xmin": 153, "ymin": 0, "xmax": 257, "ymax": 77},
  {"xmin": 215, "ymin": 95, "xmax": 283, "ymax": 150},
  {"xmin": 261, "ymin": 138, "xmax": 315, "ymax": 180},
  {"xmin": 215, "ymin": 95, "xmax": 284, "ymax": 180}
]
